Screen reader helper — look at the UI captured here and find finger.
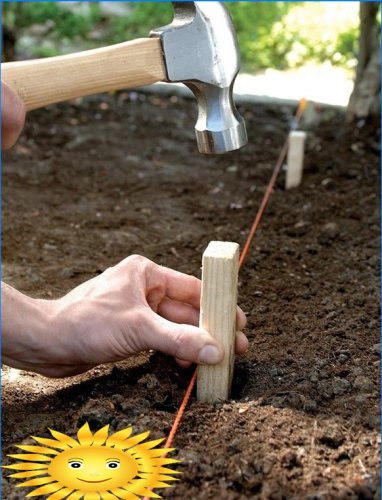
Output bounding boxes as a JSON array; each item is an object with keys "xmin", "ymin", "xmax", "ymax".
[
  {"xmin": 176, "ymin": 332, "xmax": 248, "ymax": 370},
  {"xmin": 140, "ymin": 310, "xmax": 223, "ymax": 365},
  {"xmin": 2, "ymin": 82, "xmax": 26, "ymax": 150},
  {"xmin": 175, "ymin": 358, "xmax": 193, "ymax": 369},
  {"xmin": 159, "ymin": 295, "xmax": 246, "ymax": 333},
  {"xmin": 176, "ymin": 331, "xmax": 248, "ymax": 369},
  {"xmin": 153, "ymin": 266, "xmax": 201, "ymax": 309},
  {"xmin": 235, "ymin": 331, "xmax": 249, "ymax": 354},
  {"xmin": 153, "ymin": 265, "xmax": 246, "ymax": 329},
  {"xmin": 157, "ymin": 298, "xmax": 199, "ymax": 326},
  {"xmin": 236, "ymin": 307, "xmax": 247, "ymax": 330}
]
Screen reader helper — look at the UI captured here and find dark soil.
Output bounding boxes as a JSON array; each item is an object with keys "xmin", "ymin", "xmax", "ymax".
[{"xmin": 2, "ymin": 91, "xmax": 380, "ymax": 500}]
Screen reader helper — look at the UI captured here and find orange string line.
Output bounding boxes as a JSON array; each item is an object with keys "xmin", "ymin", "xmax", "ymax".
[
  {"xmin": 144, "ymin": 99, "xmax": 309, "ymax": 499},
  {"xmin": 164, "ymin": 369, "xmax": 197, "ymax": 449},
  {"xmin": 166, "ymin": 97, "xmax": 308, "ymax": 446},
  {"xmin": 239, "ymin": 97, "xmax": 307, "ymax": 269},
  {"xmin": 142, "ymin": 371, "xmax": 197, "ymax": 499}
]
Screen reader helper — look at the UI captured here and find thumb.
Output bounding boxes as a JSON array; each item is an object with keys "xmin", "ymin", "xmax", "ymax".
[
  {"xmin": 2, "ymin": 82, "xmax": 26, "ymax": 150},
  {"xmin": 140, "ymin": 311, "xmax": 224, "ymax": 365}
]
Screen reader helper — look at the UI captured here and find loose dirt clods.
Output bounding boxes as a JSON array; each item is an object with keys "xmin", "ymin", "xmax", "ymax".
[{"xmin": 2, "ymin": 92, "xmax": 380, "ymax": 499}]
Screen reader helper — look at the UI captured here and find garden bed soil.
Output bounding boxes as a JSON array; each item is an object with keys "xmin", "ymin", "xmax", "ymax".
[{"xmin": 2, "ymin": 91, "xmax": 380, "ymax": 499}]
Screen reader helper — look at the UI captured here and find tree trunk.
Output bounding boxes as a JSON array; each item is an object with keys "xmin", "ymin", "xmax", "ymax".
[
  {"xmin": 2, "ymin": 25, "xmax": 16, "ymax": 62},
  {"xmin": 347, "ymin": 2, "xmax": 380, "ymax": 120}
]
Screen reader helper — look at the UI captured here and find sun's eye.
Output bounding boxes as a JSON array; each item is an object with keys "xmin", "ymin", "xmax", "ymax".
[
  {"xmin": 68, "ymin": 461, "xmax": 83, "ymax": 469},
  {"xmin": 106, "ymin": 461, "xmax": 120, "ymax": 469}
]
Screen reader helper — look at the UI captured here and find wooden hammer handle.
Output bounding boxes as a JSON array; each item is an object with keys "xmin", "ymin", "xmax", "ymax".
[{"xmin": 2, "ymin": 38, "xmax": 166, "ymax": 111}]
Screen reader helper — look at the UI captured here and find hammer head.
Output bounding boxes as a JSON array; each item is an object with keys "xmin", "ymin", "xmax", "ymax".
[{"xmin": 150, "ymin": 2, "xmax": 248, "ymax": 155}]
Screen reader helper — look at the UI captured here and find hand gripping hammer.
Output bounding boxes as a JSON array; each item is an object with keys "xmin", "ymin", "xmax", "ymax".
[{"xmin": 2, "ymin": 2, "xmax": 247, "ymax": 154}]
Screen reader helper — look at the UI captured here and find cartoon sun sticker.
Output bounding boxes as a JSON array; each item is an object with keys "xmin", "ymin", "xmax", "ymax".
[{"xmin": 4, "ymin": 422, "xmax": 180, "ymax": 499}]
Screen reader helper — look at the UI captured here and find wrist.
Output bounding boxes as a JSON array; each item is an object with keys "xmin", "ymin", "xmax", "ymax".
[
  {"xmin": 2, "ymin": 282, "xmax": 56, "ymax": 372},
  {"xmin": 2, "ymin": 283, "xmax": 98, "ymax": 377},
  {"xmin": 2, "ymin": 282, "xmax": 94, "ymax": 378}
]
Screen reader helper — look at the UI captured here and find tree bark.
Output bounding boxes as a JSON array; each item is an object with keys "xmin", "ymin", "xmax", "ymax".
[
  {"xmin": 2, "ymin": 25, "xmax": 16, "ymax": 62},
  {"xmin": 347, "ymin": 2, "xmax": 380, "ymax": 120}
]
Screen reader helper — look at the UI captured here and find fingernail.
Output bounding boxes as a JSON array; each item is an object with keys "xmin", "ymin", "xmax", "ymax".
[{"xmin": 199, "ymin": 345, "xmax": 221, "ymax": 365}]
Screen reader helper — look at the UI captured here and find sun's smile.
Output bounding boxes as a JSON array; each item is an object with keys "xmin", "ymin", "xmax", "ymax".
[
  {"xmin": 77, "ymin": 477, "xmax": 111, "ymax": 483},
  {"xmin": 4, "ymin": 422, "xmax": 180, "ymax": 499}
]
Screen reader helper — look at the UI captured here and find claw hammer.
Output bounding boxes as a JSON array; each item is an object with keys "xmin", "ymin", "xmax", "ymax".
[{"xmin": 2, "ymin": 2, "xmax": 247, "ymax": 154}]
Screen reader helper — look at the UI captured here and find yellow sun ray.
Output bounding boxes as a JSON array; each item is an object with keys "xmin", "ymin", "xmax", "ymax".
[
  {"xmin": 7, "ymin": 470, "xmax": 50, "ymax": 479},
  {"xmin": 122, "ymin": 481, "xmax": 161, "ymax": 498},
  {"xmin": 47, "ymin": 488, "xmax": 75, "ymax": 500},
  {"xmin": 145, "ymin": 466, "xmax": 181, "ymax": 475},
  {"xmin": 109, "ymin": 487, "xmax": 141, "ymax": 499},
  {"xmin": 101, "ymin": 491, "xmax": 120, "ymax": 500},
  {"xmin": 84, "ymin": 493, "xmax": 101, "ymax": 500},
  {"xmin": 17, "ymin": 476, "xmax": 57, "ymax": 488},
  {"xmin": 66, "ymin": 491, "xmax": 83, "ymax": 500},
  {"xmin": 133, "ymin": 448, "xmax": 175, "ymax": 458},
  {"xmin": 16, "ymin": 476, "xmax": 56, "ymax": 488},
  {"xmin": 130, "ymin": 438, "xmax": 165, "ymax": 451},
  {"xmin": 148, "ymin": 481, "xmax": 173, "ymax": 488},
  {"xmin": 8, "ymin": 453, "xmax": 53, "ymax": 462},
  {"xmin": 26, "ymin": 482, "xmax": 61, "ymax": 497},
  {"xmin": 3, "ymin": 463, "xmax": 48, "ymax": 471},
  {"xmin": 92, "ymin": 425, "xmax": 109, "ymax": 446},
  {"xmin": 49, "ymin": 429, "xmax": 79, "ymax": 448},
  {"xmin": 146, "ymin": 457, "xmax": 179, "ymax": 466},
  {"xmin": 117, "ymin": 432, "xmax": 150, "ymax": 451},
  {"xmin": 133, "ymin": 475, "xmax": 173, "ymax": 490},
  {"xmin": 138, "ymin": 473, "xmax": 178, "ymax": 483},
  {"xmin": 105, "ymin": 427, "xmax": 133, "ymax": 447},
  {"xmin": 138, "ymin": 468, "xmax": 172, "ymax": 476},
  {"xmin": 16, "ymin": 445, "xmax": 60, "ymax": 455},
  {"xmin": 77, "ymin": 422, "xmax": 94, "ymax": 446},
  {"xmin": 32, "ymin": 436, "xmax": 71, "ymax": 451}
]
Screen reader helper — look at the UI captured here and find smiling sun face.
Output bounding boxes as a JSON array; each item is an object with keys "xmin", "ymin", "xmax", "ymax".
[
  {"xmin": 48, "ymin": 445, "xmax": 139, "ymax": 492},
  {"xmin": 4, "ymin": 423, "xmax": 180, "ymax": 499}
]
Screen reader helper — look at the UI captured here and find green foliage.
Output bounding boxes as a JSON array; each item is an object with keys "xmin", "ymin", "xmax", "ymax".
[
  {"xmin": 227, "ymin": 2, "xmax": 297, "ymax": 70},
  {"xmin": 336, "ymin": 27, "xmax": 360, "ymax": 62},
  {"xmin": 107, "ymin": 3, "xmax": 173, "ymax": 43},
  {"xmin": 3, "ymin": 2, "xmax": 359, "ymax": 71},
  {"xmin": 3, "ymin": 2, "xmax": 61, "ymax": 29},
  {"xmin": 31, "ymin": 45, "xmax": 58, "ymax": 59},
  {"xmin": 265, "ymin": 3, "xmax": 360, "ymax": 70},
  {"xmin": 3, "ymin": 2, "xmax": 92, "ymax": 39}
]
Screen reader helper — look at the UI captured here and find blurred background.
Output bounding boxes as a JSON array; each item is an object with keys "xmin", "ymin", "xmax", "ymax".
[{"xmin": 2, "ymin": 2, "xmax": 380, "ymax": 115}]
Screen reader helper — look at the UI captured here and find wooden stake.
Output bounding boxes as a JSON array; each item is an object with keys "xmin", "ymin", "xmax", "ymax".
[
  {"xmin": 286, "ymin": 130, "xmax": 307, "ymax": 190},
  {"xmin": 197, "ymin": 241, "xmax": 239, "ymax": 403}
]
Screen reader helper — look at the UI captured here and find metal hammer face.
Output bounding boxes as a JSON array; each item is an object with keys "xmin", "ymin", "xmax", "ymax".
[{"xmin": 150, "ymin": 2, "xmax": 248, "ymax": 155}]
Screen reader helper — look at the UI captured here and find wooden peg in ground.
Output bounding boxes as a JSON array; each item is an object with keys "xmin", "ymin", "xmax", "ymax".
[
  {"xmin": 286, "ymin": 130, "xmax": 307, "ymax": 190},
  {"xmin": 197, "ymin": 241, "xmax": 239, "ymax": 403}
]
